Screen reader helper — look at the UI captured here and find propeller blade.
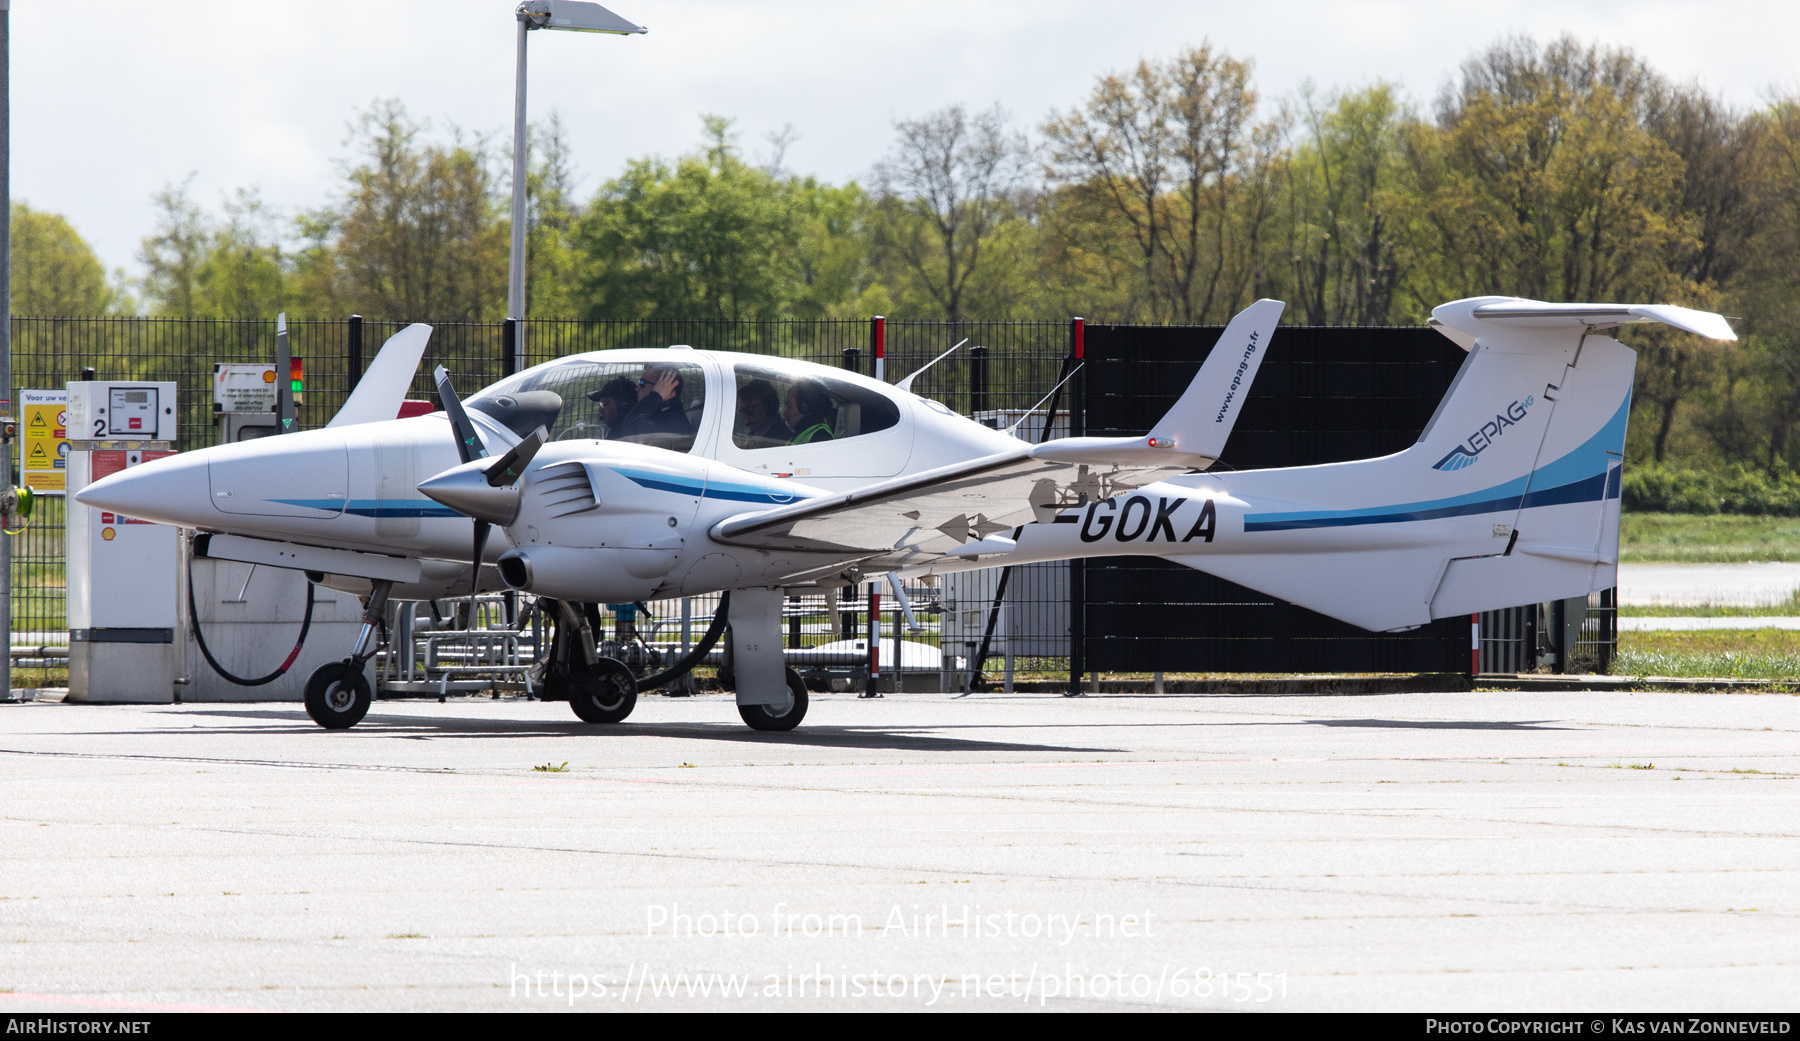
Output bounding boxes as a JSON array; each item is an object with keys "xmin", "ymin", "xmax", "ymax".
[
  {"xmin": 482, "ymin": 426, "xmax": 549, "ymax": 487},
  {"xmin": 470, "ymin": 519, "xmax": 492, "ymax": 598},
  {"xmin": 434, "ymin": 365, "xmax": 487, "ymax": 464}
]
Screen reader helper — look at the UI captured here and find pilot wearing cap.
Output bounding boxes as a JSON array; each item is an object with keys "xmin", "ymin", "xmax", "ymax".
[{"xmin": 586, "ymin": 376, "xmax": 637, "ymax": 438}]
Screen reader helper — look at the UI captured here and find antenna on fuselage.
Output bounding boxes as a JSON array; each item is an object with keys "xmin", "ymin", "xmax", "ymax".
[
  {"xmin": 895, "ymin": 339, "xmax": 968, "ymax": 394},
  {"xmin": 1005, "ymin": 361, "xmax": 1084, "ymax": 438}
]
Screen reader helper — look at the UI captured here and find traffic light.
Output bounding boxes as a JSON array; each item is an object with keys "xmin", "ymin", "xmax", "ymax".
[{"xmin": 289, "ymin": 357, "xmax": 305, "ymax": 403}]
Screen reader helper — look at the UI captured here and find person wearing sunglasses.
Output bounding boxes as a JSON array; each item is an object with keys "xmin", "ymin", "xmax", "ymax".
[{"xmin": 615, "ymin": 363, "xmax": 694, "ymax": 443}]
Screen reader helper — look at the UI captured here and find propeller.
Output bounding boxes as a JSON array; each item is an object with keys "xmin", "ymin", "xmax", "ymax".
[{"xmin": 433, "ymin": 366, "xmax": 492, "ymax": 607}]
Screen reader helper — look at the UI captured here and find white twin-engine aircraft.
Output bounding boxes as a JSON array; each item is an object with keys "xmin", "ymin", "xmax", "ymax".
[{"xmin": 78, "ymin": 296, "xmax": 1734, "ymax": 732}]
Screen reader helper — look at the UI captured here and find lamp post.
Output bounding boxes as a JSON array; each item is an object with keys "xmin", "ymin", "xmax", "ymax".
[{"xmin": 509, "ymin": 1, "xmax": 644, "ymax": 372}]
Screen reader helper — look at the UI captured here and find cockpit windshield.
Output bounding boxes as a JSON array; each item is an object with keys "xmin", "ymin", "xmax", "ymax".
[{"xmin": 468, "ymin": 356, "xmax": 708, "ymax": 453}]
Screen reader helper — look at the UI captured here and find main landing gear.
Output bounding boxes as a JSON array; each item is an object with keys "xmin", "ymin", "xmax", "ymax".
[
  {"xmin": 541, "ymin": 591, "xmax": 807, "ymax": 731},
  {"xmin": 727, "ymin": 587, "xmax": 809, "ymax": 732}
]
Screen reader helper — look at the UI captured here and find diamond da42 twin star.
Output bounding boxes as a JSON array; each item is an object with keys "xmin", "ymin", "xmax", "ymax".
[{"xmin": 76, "ymin": 296, "xmax": 1734, "ymax": 730}]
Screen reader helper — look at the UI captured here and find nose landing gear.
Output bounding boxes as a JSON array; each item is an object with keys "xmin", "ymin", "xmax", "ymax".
[{"xmin": 302, "ymin": 579, "xmax": 390, "ymax": 730}]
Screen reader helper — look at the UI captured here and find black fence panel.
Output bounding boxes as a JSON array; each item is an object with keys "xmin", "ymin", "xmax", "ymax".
[{"xmin": 1078, "ymin": 323, "xmax": 1472, "ymax": 675}]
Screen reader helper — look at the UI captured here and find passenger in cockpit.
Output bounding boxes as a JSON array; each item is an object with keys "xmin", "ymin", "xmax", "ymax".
[
  {"xmin": 786, "ymin": 378, "xmax": 836, "ymax": 445},
  {"xmin": 736, "ymin": 379, "xmax": 793, "ymax": 448}
]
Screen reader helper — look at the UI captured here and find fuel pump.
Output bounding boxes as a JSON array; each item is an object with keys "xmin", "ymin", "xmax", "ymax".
[{"xmin": 63, "ymin": 380, "xmax": 180, "ymax": 702}]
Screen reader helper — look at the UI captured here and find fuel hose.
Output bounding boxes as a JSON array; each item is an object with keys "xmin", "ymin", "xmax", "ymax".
[
  {"xmin": 635, "ymin": 592, "xmax": 730, "ymax": 691},
  {"xmin": 187, "ymin": 556, "xmax": 315, "ymax": 686}
]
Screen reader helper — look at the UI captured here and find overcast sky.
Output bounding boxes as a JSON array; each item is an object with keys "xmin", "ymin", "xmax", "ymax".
[{"xmin": 17, "ymin": 0, "xmax": 1800, "ymax": 277}]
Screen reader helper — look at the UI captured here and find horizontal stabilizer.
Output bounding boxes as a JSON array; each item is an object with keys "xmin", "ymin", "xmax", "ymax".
[{"xmin": 1430, "ymin": 297, "xmax": 1734, "ymax": 355}]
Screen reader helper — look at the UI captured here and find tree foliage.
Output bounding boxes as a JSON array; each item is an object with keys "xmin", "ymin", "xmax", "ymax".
[{"xmin": 12, "ymin": 203, "xmax": 115, "ymax": 316}]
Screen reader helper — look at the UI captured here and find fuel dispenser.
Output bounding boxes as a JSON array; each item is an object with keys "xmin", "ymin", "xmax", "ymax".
[{"xmin": 63, "ymin": 381, "xmax": 180, "ymax": 702}]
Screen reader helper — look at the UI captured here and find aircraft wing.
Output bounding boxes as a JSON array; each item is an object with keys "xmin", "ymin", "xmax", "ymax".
[
  {"xmin": 711, "ymin": 299, "xmax": 1288, "ymax": 566},
  {"xmin": 711, "ymin": 445, "xmax": 1190, "ymax": 563}
]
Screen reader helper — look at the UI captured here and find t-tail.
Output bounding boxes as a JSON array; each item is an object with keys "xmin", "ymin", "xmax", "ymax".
[{"xmin": 1154, "ymin": 297, "xmax": 1735, "ymax": 632}]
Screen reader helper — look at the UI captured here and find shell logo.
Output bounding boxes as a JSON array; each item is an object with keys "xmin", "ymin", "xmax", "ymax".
[
  {"xmin": 262, "ymin": 370, "xmax": 276, "ymax": 384},
  {"xmin": 101, "ymin": 527, "xmax": 116, "ymax": 541}
]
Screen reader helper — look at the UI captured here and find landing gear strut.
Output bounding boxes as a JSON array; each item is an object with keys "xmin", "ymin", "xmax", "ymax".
[{"xmin": 303, "ymin": 579, "xmax": 391, "ymax": 730}]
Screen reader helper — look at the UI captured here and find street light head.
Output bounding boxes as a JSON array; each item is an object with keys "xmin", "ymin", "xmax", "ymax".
[{"xmin": 517, "ymin": 0, "xmax": 646, "ymax": 34}]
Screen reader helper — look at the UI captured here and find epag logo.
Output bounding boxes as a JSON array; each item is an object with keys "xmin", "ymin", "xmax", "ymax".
[{"xmin": 1432, "ymin": 396, "xmax": 1535, "ymax": 471}]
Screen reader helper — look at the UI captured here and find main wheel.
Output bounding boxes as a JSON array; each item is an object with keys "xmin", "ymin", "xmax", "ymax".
[
  {"xmin": 304, "ymin": 661, "xmax": 372, "ymax": 730},
  {"xmin": 738, "ymin": 668, "xmax": 809, "ymax": 732},
  {"xmin": 569, "ymin": 658, "xmax": 637, "ymax": 724}
]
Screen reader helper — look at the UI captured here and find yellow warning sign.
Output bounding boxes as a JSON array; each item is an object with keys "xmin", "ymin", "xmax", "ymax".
[{"xmin": 20, "ymin": 389, "xmax": 68, "ymax": 494}]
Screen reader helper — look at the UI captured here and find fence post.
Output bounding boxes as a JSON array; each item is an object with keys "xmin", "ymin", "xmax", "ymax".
[
  {"xmin": 347, "ymin": 314, "xmax": 364, "ymax": 393},
  {"xmin": 969, "ymin": 344, "xmax": 988, "ymax": 415},
  {"xmin": 869, "ymin": 315, "xmax": 885, "ymax": 382},
  {"xmin": 1068, "ymin": 317, "xmax": 1086, "ymax": 697},
  {"xmin": 502, "ymin": 318, "xmax": 518, "ymax": 378},
  {"xmin": 841, "ymin": 346, "xmax": 860, "ymax": 373}
]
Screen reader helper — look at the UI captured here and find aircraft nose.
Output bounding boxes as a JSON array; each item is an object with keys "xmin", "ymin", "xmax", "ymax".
[{"xmin": 74, "ymin": 451, "xmax": 214, "ymax": 528}]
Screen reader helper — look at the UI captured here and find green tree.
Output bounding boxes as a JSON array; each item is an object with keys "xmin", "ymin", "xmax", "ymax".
[
  {"xmin": 1403, "ymin": 36, "xmax": 1695, "ymax": 309},
  {"xmin": 1042, "ymin": 43, "xmax": 1277, "ymax": 323},
  {"xmin": 573, "ymin": 116, "xmax": 851, "ymax": 321},
  {"xmin": 525, "ymin": 112, "xmax": 583, "ymax": 318},
  {"xmin": 12, "ymin": 202, "xmax": 113, "ymax": 315},
  {"xmin": 193, "ymin": 189, "xmax": 289, "ymax": 317},
  {"xmin": 869, "ymin": 104, "xmax": 1033, "ymax": 322},
  {"xmin": 301, "ymin": 99, "xmax": 507, "ymax": 320},
  {"xmin": 1280, "ymin": 83, "xmax": 1414, "ymax": 325},
  {"xmin": 138, "ymin": 177, "xmax": 208, "ymax": 316}
]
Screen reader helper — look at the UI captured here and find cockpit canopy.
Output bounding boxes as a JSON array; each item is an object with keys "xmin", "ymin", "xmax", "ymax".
[
  {"xmin": 465, "ymin": 351, "xmax": 912, "ymax": 469},
  {"xmin": 470, "ymin": 357, "xmax": 708, "ymax": 454}
]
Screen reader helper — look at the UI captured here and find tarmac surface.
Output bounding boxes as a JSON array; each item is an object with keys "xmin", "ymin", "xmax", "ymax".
[{"xmin": 0, "ymin": 689, "xmax": 1796, "ymax": 1012}]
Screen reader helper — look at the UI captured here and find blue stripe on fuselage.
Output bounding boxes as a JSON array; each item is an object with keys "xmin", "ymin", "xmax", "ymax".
[
  {"xmin": 614, "ymin": 467, "xmax": 814, "ymax": 505},
  {"xmin": 1243, "ymin": 394, "xmax": 1629, "ymax": 532},
  {"xmin": 271, "ymin": 499, "xmax": 464, "ymax": 518}
]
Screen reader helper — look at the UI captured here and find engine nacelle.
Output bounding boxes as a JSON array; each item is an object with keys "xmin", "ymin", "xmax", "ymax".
[{"xmin": 496, "ymin": 545, "xmax": 674, "ymax": 602}]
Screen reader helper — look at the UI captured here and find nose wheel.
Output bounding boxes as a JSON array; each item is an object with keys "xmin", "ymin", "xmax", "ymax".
[
  {"xmin": 302, "ymin": 579, "xmax": 390, "ymax": 730},
  {"xmin": 304, "ymin": 661, "xmax": 372, "ymax": 729},
  {"xmin": 568, "ymin": 657, "xmax": 638, "ymax": 724}
]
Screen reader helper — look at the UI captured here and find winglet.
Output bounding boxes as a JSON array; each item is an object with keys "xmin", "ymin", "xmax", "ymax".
[
  {"xmin": 327, "ymin": 324, "xmax": 434, "ymax": 428},
  {"xmin": 1148, "ymin": 298, "xmax": 1285, "ymax": 464},
  {"xmin": 1030, "ymin": 298, "xmax": 1284, "ymax": 470}
]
